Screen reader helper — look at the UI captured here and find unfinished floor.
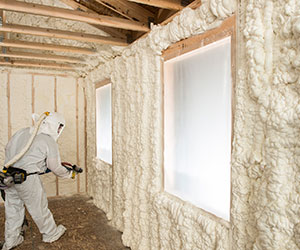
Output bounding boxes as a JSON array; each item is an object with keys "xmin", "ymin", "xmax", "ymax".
[{"xmin": 0, "ymin": 195, "xmax": 130, "ymax": 250}]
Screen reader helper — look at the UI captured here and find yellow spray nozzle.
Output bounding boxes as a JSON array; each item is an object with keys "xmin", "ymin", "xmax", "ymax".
[{"xmin": 44, "ymin": 112, "xmax": 50, "ymax": 116}]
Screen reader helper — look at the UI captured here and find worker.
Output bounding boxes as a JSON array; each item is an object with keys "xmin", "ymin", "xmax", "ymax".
[{"xmin": 1, "ymin": 112, "xmax": 75, "ymax": 250}]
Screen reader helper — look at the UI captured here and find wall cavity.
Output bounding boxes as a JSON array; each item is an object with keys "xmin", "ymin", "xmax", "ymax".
[{"xmin": 86, "ymin": 1, "xmax": 235, "ymax": 249}]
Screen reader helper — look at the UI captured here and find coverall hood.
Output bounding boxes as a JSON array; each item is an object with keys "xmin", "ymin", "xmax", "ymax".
[{"xmin": 32, "ymin": 112, "xmax": 65, "ymax": 141}]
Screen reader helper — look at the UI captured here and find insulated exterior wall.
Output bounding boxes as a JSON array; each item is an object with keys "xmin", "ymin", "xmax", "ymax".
[
  {"xmin": 86, "ymin": 0, "xmax": 300, "ymax": 249},
  {"xmin": 231, "ymin": 0, "xmax": 300, "ymax": 249},
  {"xmin": 0, "ymin": 70, "xmax": 86, "ymax": 199},
  {"xmin": 86, "ymin": 1, "xmax": 235, "ymax": 249}
]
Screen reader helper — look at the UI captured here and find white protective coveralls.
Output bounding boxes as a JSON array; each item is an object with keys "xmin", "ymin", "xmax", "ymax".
[{"xmin": 2, "ymin": 112, "xmax": 72, "ymax": 250}]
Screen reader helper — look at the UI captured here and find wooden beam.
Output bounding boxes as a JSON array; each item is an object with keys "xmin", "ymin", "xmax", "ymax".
[
  {"xmin": 161, "ymin": 0, "xmax": 201, "ymax": 25},
  {"xmin": 60, "ymin": 0, "xmax": 127, "ymax": 39},
  {"xmin": 94, "ymin": 0, "xmax": 154, "ymax": 24},
  {"xmin": 0, "ymin": 39, "xmax": 96, "ymax": 54},
  {"xmin": 0, "ymin": 0, "xmax": 149, "ymax": 32},
  {"xmin": 0, "ymin": 51, "xmax": 84, "ymax": 63},
  {"xmin": 60, "ymin": 0, "xmax": 92, "ymax": 12},
  {"xmin": 0, "ymin": 59, "xmax": 77, "ymax": 70},
  {"xmin": 0, "ymin": 24, "xmax": 129, "ymax": 46},
  {"xmin": 127, "ymin": 0, "xmax": 183, "ymax": 10}
]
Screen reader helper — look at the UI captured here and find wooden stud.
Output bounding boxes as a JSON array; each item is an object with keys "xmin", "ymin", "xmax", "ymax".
[
  {"xmin": 0, "ymin": 39, "xmax": 96, "ymax": 55},
  {"xmin": 83, "ymin": 86, "xmax": 88, "ymax": 193},
  {"xmin": 0, "ymin": 0, "xmax": 149, "ymax": 32},
  {"xmin": 127, "ymin": 0, "xmax": 183, "ymax": 10},
  {"xmin": 76, "ymin": 78, "xmax": 80, "ymax": 194},
  {"xmin": 0, "ymin": 24, "xmax": 129, "ymax": 46},
  {"xmin": 0, "ymin": 51, "xmax": 84, "ymax": 64}
]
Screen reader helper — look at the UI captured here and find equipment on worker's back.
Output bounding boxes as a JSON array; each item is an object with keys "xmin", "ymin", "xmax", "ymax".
[{"xmin": 0, "ymin": 112, "xmax": 50, "ymax": 190}]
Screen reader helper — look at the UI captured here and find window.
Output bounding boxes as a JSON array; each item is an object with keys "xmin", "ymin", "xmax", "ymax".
[
  {"xmin": 96, "ymin": 81, "xmax": 112, "ymax": 164},
  {"xmin": 163, "ymin": 19, "xmax": 234, "ymax": 221}
]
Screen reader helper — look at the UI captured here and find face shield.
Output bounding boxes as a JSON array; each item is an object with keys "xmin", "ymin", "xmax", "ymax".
[{"xmin": 32, "ymin": 112, "xmax": 66, "ymax": 141}]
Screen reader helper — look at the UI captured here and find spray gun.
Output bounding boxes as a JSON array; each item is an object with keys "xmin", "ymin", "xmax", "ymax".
[{"xmin": 61, "ymin": 162, "xmax": 83, "ymax": 179}]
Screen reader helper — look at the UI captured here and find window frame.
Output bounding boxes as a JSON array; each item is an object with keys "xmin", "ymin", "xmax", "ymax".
[
  {"xmin": 161, "ymin": 15, "xmax": 236, "ymax": 222},
  {"xmin": 95, "ymin": 78, "xmax": 113, "ymax": 165}
]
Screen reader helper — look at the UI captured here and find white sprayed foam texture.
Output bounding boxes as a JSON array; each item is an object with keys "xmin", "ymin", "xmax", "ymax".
[
  {"xmin": 231, "ymin": 0, "xmax": 300, "ymax": 249},
  {"xmin": 89, "ymin": 158, "xmax": 113, "ymax": 220},
  {"xmin": 86, "ymin": 1, "xmax": 235, "ymax": 249}
]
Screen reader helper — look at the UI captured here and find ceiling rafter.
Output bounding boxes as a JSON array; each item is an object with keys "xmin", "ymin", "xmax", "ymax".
[
  {"xmin": 0, "ymin": 39, "xmax": 96, "ymax": 54},
  {"xmin": 93, "ymin": 0, "xmax": 155, "ymax": 24},
  {"xmin": 0, "ymin": 51, "xmax": 84, "ymax": 63},
  {"xmin": 60, "ymin": 0, "xmax": 128, "ymax": 39},
  {"xmin": 0, "ymin": 0, "xmax": 150, "ymax": 32},
  {"xmin": 127, "ymin": 0, "xmax": 183, "ymax": 10},
  {"xmin": 0, "ymin": 24, "xmax": 129, "ymax": 46}
]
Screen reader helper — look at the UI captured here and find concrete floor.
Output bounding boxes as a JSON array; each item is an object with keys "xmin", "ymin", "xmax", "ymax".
[{"xmin": 0, "ymin": 195, "xmax": 130, "ymax": 250}]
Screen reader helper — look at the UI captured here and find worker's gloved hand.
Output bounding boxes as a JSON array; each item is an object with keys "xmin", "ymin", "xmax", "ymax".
[{"xmin": 61, "ymin": 162, "xmax": 83, "ymax": 179}]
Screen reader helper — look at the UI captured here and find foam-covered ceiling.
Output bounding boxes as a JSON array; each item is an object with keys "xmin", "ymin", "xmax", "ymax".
[{"xmin": 0, "ymin": 0, "xmax": 196, "ymax": 73}]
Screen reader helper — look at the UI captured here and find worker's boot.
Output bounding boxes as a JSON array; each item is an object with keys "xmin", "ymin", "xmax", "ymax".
[{"xmin": 43, "ymin": 224, "xmax": 66, "ymax": 243}]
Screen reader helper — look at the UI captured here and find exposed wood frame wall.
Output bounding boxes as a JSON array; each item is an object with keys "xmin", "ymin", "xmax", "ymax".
[{"xmin": 161, "ymin": 15, "xmax": 236, "ymax": 227}]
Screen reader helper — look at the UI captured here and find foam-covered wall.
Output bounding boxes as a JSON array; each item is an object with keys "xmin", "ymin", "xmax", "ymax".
[
  {"xmin": 0, "ymin": 70, "xmax": 86, "ymax": 198},
  {"xmin": 86, "ymin": 1, "xmax": 235, "ymax": 249},
  {"xmin": 231, "ymin": 0, "xmax": 300, "ymax": 249}
]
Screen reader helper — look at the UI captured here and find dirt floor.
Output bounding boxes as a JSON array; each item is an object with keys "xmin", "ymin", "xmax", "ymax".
[{"xmin": 0, "ymin": 195, "xmax": 130, "ymax": 250}]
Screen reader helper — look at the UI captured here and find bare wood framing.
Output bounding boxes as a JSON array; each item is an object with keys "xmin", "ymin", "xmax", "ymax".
[
  {"xmin": 0, "ymin": 39, "xmax": 96, "ymax": 55},
  {"xmin": 59, "ymin": 0, "xmax": 128, "ymax": 39},
  {"xmin": 83, "ymin": 86, "xmax": 88, "ymax": 193},
  {"xmin": 0, "ymin": 51, "xmax": 84, "ymax": 64},
  {"xmin": 161, "ymin": 15, "xmax": 236, "ymax": 224},
  {"xmin": 94, "ymin": 0, "xmax": 155, "ymax": 24},
  {"xmin": 128, "ymin": 0, "xmax": 183, "ymax": 10},
  {"xmin": 0, "ymin": 60, "xmax": 76, "ymax": 70},
  {"xmin": 76, "ymin": 78, "xmax": 80, "ymax": 193},
  {"xmin": 0, "ymin": 24, "xmax": 128, "ymax": 46},
  {"xmin": 0, "ymin": 0, "xmax": 149, "ymax": 32},
  {"xmin": 162, "ymin": 15, "xmax": 235, "ymax": 60},
  {"xmin": 95, "ymin": 78, "xmax": 111, "ymax": 89},
  {"xmin": 161, "ymin": 0, "xmax": 202, "ymax": 25}
]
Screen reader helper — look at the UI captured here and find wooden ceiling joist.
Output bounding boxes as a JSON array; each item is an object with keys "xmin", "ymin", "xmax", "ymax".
[
  {"xmin": 0, "ymin": 0, "xmax": 149, "ymax": 32},
  {"xmin": 0, "ymin": 60, "xmax": 76, "ymax": 70},
  {"xmin": 0, "ymin": 24, "xmax": 129, "ymax": 46},
  {"xmin": 127, "ymin": 0, "xmax": 183, "ymax": 10},
  {"xmin": 0, "ymin": 39, "xmax": 96, "ymax": 54},
  {"xmin": 60, "ymin": 0, "xmax": 128, "ymax": 39},
  {"xmin": 94, "ymin": 0, "xmax": 155, "ymax": 24},
  {"xmin": 0, "ymin": 51, "xmax": 83, "ymax": 63}
]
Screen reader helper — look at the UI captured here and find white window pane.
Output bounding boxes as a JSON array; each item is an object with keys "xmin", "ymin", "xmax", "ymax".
[
  {"xmin": 164, "ymin": 37, "xmax": 231, "ymax": 221},
  {"xmin": 96, "ymin": 84, "xmax": 112, "ymax": 164}
]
